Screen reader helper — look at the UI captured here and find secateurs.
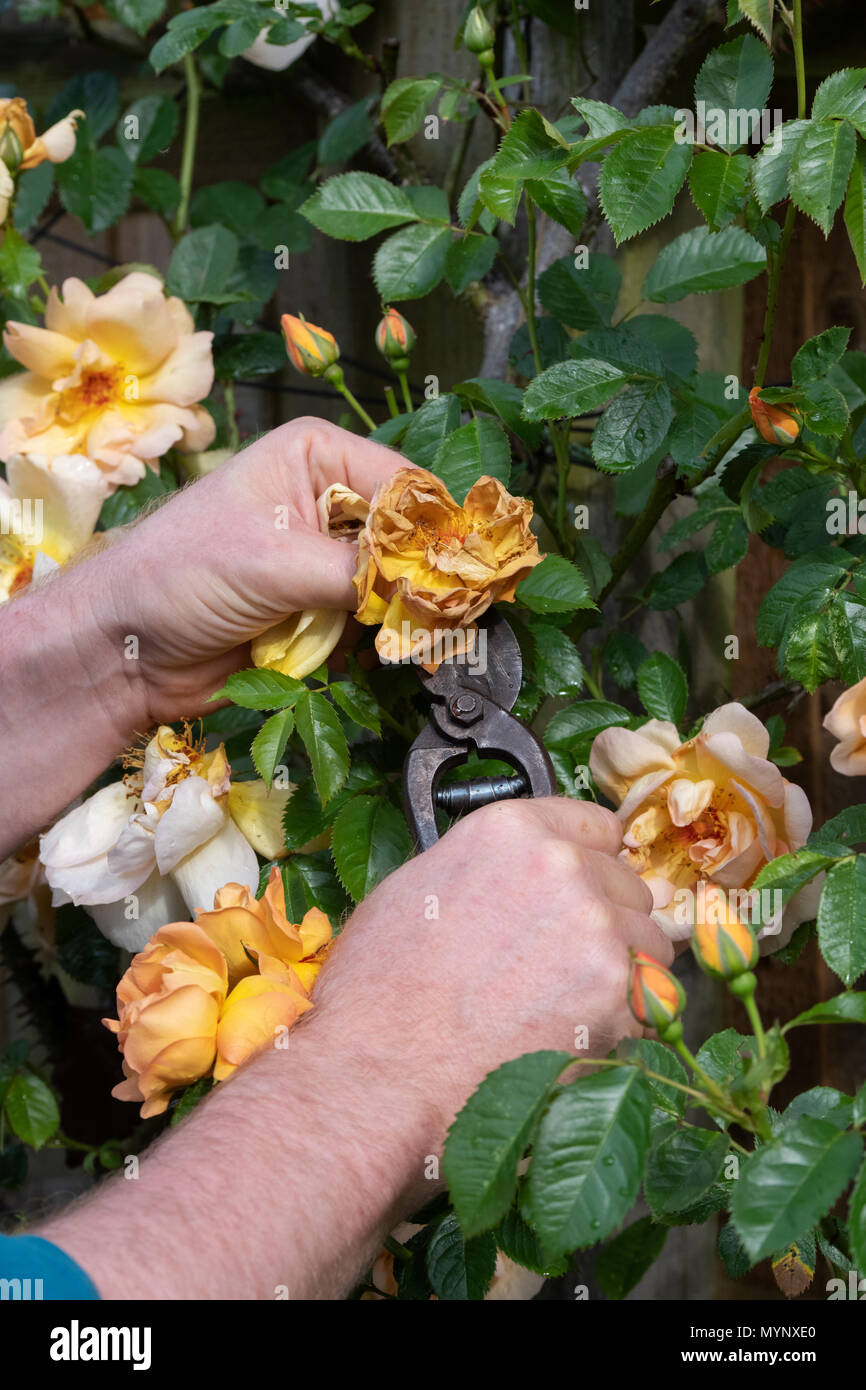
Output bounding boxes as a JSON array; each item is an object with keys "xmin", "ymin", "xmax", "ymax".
[{"xmin": 402, "ymin": 609, "xmax": 556, "ymax": 850}]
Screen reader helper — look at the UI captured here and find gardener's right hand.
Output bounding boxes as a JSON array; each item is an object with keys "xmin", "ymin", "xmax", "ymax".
[{"xmin": 313, "ymin": 796, "xmax": 672, "ymax": 1145}]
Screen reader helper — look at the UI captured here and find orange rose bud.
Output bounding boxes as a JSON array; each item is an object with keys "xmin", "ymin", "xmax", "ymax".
[
  {"xmin": 375, "ymin": 306, "xmax": 415, "ymax": 369},
  {"xmin": 691, "ymin": 886, "xmax": 759, "ymax": 980},
  {"xmin": 749, "ymin": 387, "xmax": 801, "ymax": 447},
  {"xmin": 281, "ymin": 313, "xmax": 340, "ymax": 378},
  {"xmin": 628, "ymin": 950, "xmax": 686, "ymax": 1030}
]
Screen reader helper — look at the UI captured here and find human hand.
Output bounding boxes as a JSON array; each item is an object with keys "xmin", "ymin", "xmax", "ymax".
[
  {"xmin": 312, "ymin": 797, "xmax": 673, "ymax": 1166},
  {"xmin": 97, "ymin": 417, "xmax": 403, "ymax": 724}
]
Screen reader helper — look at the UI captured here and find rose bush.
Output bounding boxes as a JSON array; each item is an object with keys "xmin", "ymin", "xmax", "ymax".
[{"xmin": 3, "ymin": 0, "xmax": 866, "ymax": 1304}]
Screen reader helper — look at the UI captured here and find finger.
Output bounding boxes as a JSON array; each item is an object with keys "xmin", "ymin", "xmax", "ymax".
[
  {"xmin": 296, "ymin": 418, "xmax": 411, "ymax": 500},
  {"xmin": 263, "ymin": 529, "xmax": 360, "ymax": 611},
  {"xmin": 583, "ymin": 850, "xmax": 654, "ymax": 915},
  {"xmin": 616, "ymin": 907, "xmax": 675, "ymax": 967},
  {"xmin": 522, "ymin": 797, "xmax": 622, "ymax": 856}
]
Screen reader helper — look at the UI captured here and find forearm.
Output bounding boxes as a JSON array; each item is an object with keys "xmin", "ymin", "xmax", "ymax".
[
  {"xmin": 37, "ymin": 1009, "xmax": 439, "ymax": 1300},
  {"xmin": 0, "ymin": 550, "xmax": 144, "ymax": 858}
]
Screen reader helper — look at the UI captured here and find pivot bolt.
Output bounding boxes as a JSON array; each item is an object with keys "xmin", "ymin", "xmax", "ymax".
[{"xmin": 450, "ymin": 693, "xmax": 482, "ymax": 723}]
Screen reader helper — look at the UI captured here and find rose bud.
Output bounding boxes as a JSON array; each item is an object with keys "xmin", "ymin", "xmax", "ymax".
[
  {"xmin": 628, "ymin": 950, "xmax": 686, "ymax": 1031},
  {"xmin": 749, "ymin": 387, "xmax": 801, "ymax": 447},
  {"xmin": 375, "ymin": 307, "xmax": 416, "ymax": 370},
  {"xmin": 692, "ymin": 886, "xmax": 759, "ymax": 980},
  {"xmin": 282, "ymin": 313, "xmax": 340, "ymax": 378},
  {"xmin": 464, "ymin": 4, "xmax": 495, "ymax": 56}
]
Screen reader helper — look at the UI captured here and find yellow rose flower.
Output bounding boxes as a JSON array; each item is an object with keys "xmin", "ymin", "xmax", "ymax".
[
  {"xmin": 251, "ymin": 482, "xmax": 370, "ymax": 679},
  {"xmin": 353, "ymin": 466, "xmax": 543, "ymax": 671},
  {"xmin": 103, "ymin": 921, "xmax": 228, "ymax": 1118},
  {"xmin": 823, "ymin": 675, "xmax": 866, "ymax": 776},
  {"xmin": 214, "ymin": 959, "xmax": 313, "ymax": 1082},
  {"xmin": 589, "ymin": 702, "xmax": 815, "ymax": 948},
  {"xmin": 0, "ymin": 271, "xmax": 215, "ymax": 489}
]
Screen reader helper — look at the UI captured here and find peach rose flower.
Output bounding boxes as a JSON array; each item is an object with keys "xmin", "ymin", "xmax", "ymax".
[
  {"xmin": 104, "ymin": 921, "xmax": 228, "ymax": 1118},
  {"xmin": 196, "ymin": 865, "xmax": 332, "ymax": 991},
  {"xmin": 823, "ymin": 677, "xmax": 866, "ymax": 776},
  {"xmin": 0, "ymin": 271, "xmax": 215, "ymax": 490},
  {"xmin": 0, "ymin": 97, "xmax": 83, "ymax": 173},
  {"xmin": 353, "ymin": 467, "xmax": 542, "ymax": 670},
  {"xmin": 589, "ymin": 703, "xmax": 816, "ymax": 947}
]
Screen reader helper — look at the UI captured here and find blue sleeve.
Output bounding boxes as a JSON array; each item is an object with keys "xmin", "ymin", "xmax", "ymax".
[{"xmin": 0, "ymin": 1233, "xmax": 100, "ymax": 1299}]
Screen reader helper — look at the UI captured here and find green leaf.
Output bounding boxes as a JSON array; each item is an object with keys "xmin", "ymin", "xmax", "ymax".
[
  {"xmin": 431, "ymin": 416, "xmax": 510, "ymax": 502},
  {"xmin": 116, "ymin": 94, "xmax": 178, "ymax": 164},
  {"xmin": 166, "ymin": 224, "xmax": 238, "ymax": 302},
  {"xmin": 12, "ymin": 163, "xmax": 54, "ymax": 233},
  {"xmin": 329, "ymin": 680, "xmax": 381, "ymax": 736},
  {"xmin": 782, "ymin": 609, "xmax": 837, "ymax": 692},
  {"xmin": 525, "ymin": 169, "xmax": 587, "ymax": 235},
  {"xmin": 731, "ymin": 1116, "xmax": 862, "ymax": 1262},
  {"xmin": 0, "ymin": 225, "xmax": 42, "ymax": 300},
  {"xmin": 401, "ymin": 393, "xmax": 462, "ymax": 467},
  {"xmin": 812, "ymin": 67, "xmax": 866, "ymax": 135},
  {"xmin": 643, "ymin": 225, "xmax": 766, "ymax": 302},
  {"xmin": 494, "ymin": 1205, "xmax": 568, "ymax": 1277},
  {"xmin": 571, "ymin": 96, "xmax": 632, "ymax": 140},
  {"xmin": 251, "ymin": 708, "xmax": 295, "ymax": 789},
  {"xmin": 261, "ymin": 144, "xmax": 316, "ymax": 200},
  {"xmin": 106, "ymin": 0, "xmax": 165, "ymax": 36},
  {"xmin": 736, "ymin": 0, "xmax": 775, "ymax": 44},
  {"xmin": 645, "ymin": 1128, "xmax": 730, "ymax": 1218},
  {"xmin": 210, "ymin": 668, "xmax": 305, "ymax": 711},
  {"xmin": 599, "ymin": 126, "xmax": 692, "ymax": 243},
  {"xmin": 694, "ymin": 36, "xmax": 774, "ymax": 153},
  {"xmin": 529, "ymin": 622, "xmax": 585, "ymax": 697},
  {"xmin": 795, "ymin": 378, "xmax": 850, "ymax": 436},
  {"xmin": 756, "ymin": 549, "xmax": 855, "ymax": 646},
  {"xmin": 190, "ymin": 180, "xmax": 264, "ymax": 236},
  {"xmin": 56, "ymin": 144, "xmax": 133, "ymax": 234},
  {"xmin": 133, "ymin": 167, "xmax": 181, "ymax": 218},
  {"xmin": 300, "ymin": 172, "xmax": 418, "ymax": 240},
  {"xmin": 689, "ymin": 150, "xmax": 751, "ymax": 231},
  {"xmin": 544, "ymin": 699, "xmax": 632, "ymax": 754},
  {"xmin": 626, "ymin": 1038, "xmax": 689, "ymax": 1119},
  {"xmin": 331, "ymin": 795, "xmax": 412, "ymax": 901},
  {"xmin": 603, "ymin": 632, "xmax": 649, "ymax": 690},
  {"xmin": 444, "ymin": 233, "xmax": 498, "ymax": 295},
  {"xmin": 751, "ymin": 848, "xmax": 836, "ymax": 907},
  {"xmin": 848, "ymin": 1157, "xmax": 866, "ymax": 1277},
  {"xmin": 647, "ymin": 552, "xmax": 707, "ymax": 609},
  {"xmin": 828, "ymin": 597, "xmax": 866, "ymax": 685},
  {"xmin": 149, "ymin": 6, "xmax": 232, "ymax": 71},
  {"xmin": 381, "ymin": 77, "xmax": 442, "ymax": 145},
  {"xmin": 373, "ymin": 223, "xmax": 451, "ymax": 301},
  {"xmin": 214, "ymin": 331, "xmax": 285, "ymax": 379},
  {"xmin": 453, "ymin": 378, "xmax": 542, "ymax": 450},
  {"xmin": 817, "ymin": 855, "xmax": 866, "ymax": 986},
  {"xmin": 784, "ymin": 993, "xmax": 866, "ymax": 1029},
  {"xmin": 792, "ymin": 326, "xmax": 852, "ymax": 385},
  {"xmin": 522, "ymin": 358, "xmax": 628, "ymax": 421},
  {"xmin": 636, "ymin": 652, "xmax": 688, "ymax": 724},
  {"xmin": 696, "ymin": 1029, "xmax": 758, "ymax": 1090},
  {"xmin": 444, "ymin": 1051, "xmax": 571, "ymax": 1237},
  {"xmin": 46, "ymin": 69, "xmax": 118, "ymax": 140},
  {"xmin": 485, "ymin": 109, "xmax": 569, "ymax": 196},
  {"xmin": 537, "ymin": 252, "xmax": 621, "ymax": 329},
  {"xmin": 789, "ymin": 118, "xmax": 856, "ymax": 236},
  {"xmin": 592, "ymin": 381, "xmax": 674, "ymax": 472},
  {"xmin": 811, "ymin": 803, "xmax": 866, "ymax": 853},
  {"xmin": 516, "ymin": 554, "xmax": 594, "ymax": 615},
  {"xmin": 752, "ymin": 118, "xmax": 809, "ymax": 211},
  {"xmin": 318, "ymin": 99, "xmax": 374, "ymax": 166},
  {"xmin": 294, "ymin": 691, "xmax": 349, "ymax": 806},
  {"xmin": 718, "ymin": 1221, "xmax": 753, "ymax": 1279},
  {"xmin": 425, "ymin": 1214, "xmax": 497, "ymax": 1300},
  {"xmin": 526, "ymin": 1068, "xmax": 652, "ymax": 1258},
  {"xmin": 4, "ymin": 1072, "xmax": 60, "ymax": 1149},
  {"xmin": 595, "ymin": 1217, "xmax": 667, "ymax": 1299},
  {"xmin": 845, "ymin": 138, "xmax": 866, "ymax": 285}
]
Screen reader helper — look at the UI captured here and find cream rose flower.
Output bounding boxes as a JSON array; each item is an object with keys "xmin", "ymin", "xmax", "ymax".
[
  {"xmin": 589, "ymin": 702, "xmax": 817, "ymax": 947},
  {"xmin": 0, "ymin": 271, "xmax": 215, "ymax": 489},
  {"xmin": 0, "ymin": 451, "xmax": 107, "ymax": 601},
  {"xmin": 39, "ymin": 726, "xmax": 294, "ymax": 952},
  {"xmin": 242, "ymin": 0, "xmax": 336, "ymax": 71},
  {"xmin": 823, "ymin": 677, "xmax": 866, "ymax": 776}
]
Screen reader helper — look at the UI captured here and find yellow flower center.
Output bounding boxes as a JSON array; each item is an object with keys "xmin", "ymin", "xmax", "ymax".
[{"xmin": 56, "ymin": 364, "xmax": 124, "ymax": 426}]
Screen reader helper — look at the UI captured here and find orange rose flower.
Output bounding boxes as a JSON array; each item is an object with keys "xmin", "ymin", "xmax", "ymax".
[{"xmin": 196, "ymin": 865, "xmax": 332, "ymax": 991}]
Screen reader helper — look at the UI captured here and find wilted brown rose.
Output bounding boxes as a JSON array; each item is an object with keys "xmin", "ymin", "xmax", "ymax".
[{"xmin": 353, "ymin": 467, "xmax": 542, "ymax": 670}]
